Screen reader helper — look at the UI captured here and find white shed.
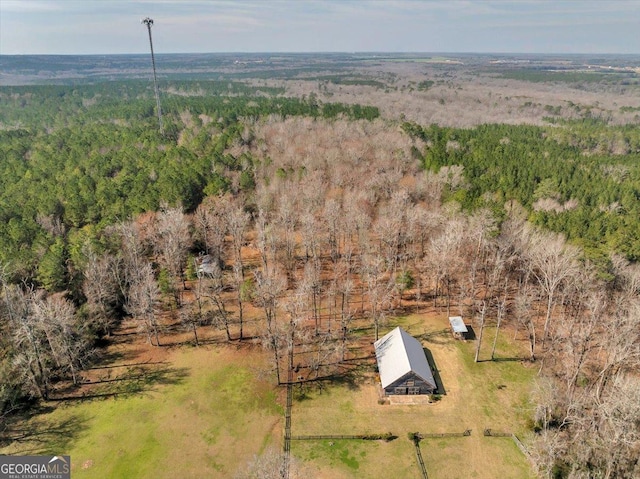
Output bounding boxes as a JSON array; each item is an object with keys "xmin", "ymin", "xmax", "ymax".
[{"xmin": 449, "ymin": 316, "xmax": 468, "ymax": 339}]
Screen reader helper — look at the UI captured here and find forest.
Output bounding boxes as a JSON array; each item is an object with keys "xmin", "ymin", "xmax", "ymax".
[{"xmin": 0, "ymin": 53, "xmax": 639, "ymax": 478}]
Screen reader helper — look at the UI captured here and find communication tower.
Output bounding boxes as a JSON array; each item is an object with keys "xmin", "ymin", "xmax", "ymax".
[{"xmin": 141, "ymin": 17, "xmax": 163, "ymax": 135}]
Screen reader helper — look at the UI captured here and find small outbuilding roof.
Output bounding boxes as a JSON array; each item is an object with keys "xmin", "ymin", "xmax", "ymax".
[
  {"xmin": 196, "ymin": 254, "xmax": 219, "ymax": 276},
  {"xmin": 374, "ymin": 327, "xmax": 436, "ymax": 390},
  {"xmin": 449, "ymin": 316, "xmax": 468, "ymax": 333}
]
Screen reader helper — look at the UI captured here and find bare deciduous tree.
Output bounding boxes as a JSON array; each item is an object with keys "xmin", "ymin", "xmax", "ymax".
[
  {"xmin": 201, "ymin": 260, "xmax": 234, "ymax": 342},
  {"xmin": 153, "ymin": 203, "xmax": 192, "ymax": 306},
  {"xmin": 7, "ymin": 286, "xmax": 51, "ymax": 400},
  {"xmin": 82, "ymin": 247, "xmax": 119, "ymax": 337},
  {"xmin": 323, "ymin": 198, "xmax": 341, "ymax": 263},
  {"xmin": 299, "ymin": 261, "xmax": 322, "ymax": 336},
  {"xmin": 275, "ymin": 191, "xmax": 299, "ymax": 277},
  {"xmin": 253, "ymin": 266, "xmax": 287, "ymax": 385},
  {"xmin": 490, "ymin": 286, "xmax": 508, "ymax": 361},
  {"xmin": 32, "ymin": 292, "xmax": 90, "ymax": 385},
  {"xmin": 113, "ymin": 220, "xmax": 149, "ymax": 309},
  {"xmin": 525, "ymin": 231, "xmax": 581, "ymax": 348},
  {"xmin": 360, "ymin": 252, "xmax": 393, "ymax": 341},
  {"xmin": 5, "ymin": 285, "xmax": 90, "ymax": 398},
  {"xmin": 375, "ymin": 190, "xmax": 410, "ymax": 277},
  {"xmin": 194, "ymin": 196, "xmax": 227, "ymax": 262},
  {"xmin": 473, "ymin": 299, "xmax": 487, "ymax": 363},
  {"xmin": 126, "ymin": 262, "xmax": 161, "ymax": 346},
  {"xmin": 426, "ymin": 217, "xmax": 464, "ymax": 316},
  {"xmin": 300, "ymin": 210, "xmax": 321, "ymax": 263},
  {"xmin": 226, "ymin": 197, "xmax": 250, "ymax": 339},
  {"xmin": 514, "ymin": 285, "xmax": 538, "ymax": 361},
  {"xmin": 180, "ymin": 258, "xmax": 211, "ymax": 346}
]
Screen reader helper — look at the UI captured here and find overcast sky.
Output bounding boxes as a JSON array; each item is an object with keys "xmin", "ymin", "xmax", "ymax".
[{"xmin": 1, "ymin": 0, "xmax": 639, "ymax": 55}]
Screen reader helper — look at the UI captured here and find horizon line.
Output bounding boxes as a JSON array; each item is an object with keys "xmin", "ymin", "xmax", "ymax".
[{"xmin": 2, "ymin": 51, "xmax": 639, "ymax": 57}]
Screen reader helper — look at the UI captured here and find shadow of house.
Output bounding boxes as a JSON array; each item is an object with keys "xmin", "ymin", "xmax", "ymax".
[
  {"xmin": 463, "ymin": 325, "xmax": 476, "ymax": 341},
  {"xmin": 423, "ymin": 348, "xmax": 446, "ymax": 395}
]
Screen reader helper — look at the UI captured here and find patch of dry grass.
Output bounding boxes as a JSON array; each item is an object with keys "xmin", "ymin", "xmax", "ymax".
[
  {"xmin": 1, "ymin": 345, "xmax": 283, "ymax": 479},
  {"xmin": 290, "ymin": 313, "xmax": 536, "ymax": 479},
  {"xmin": 1, "ymin": 310, "xmax": 536, "ymax": 479}
]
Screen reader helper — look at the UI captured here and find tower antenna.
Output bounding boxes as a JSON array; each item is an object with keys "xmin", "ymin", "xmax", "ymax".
[{"xmin": 141, "ymin": 17, "xmax": 164, "ymax": 135}]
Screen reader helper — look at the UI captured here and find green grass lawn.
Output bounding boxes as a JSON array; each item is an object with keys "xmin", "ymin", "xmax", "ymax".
[
  {"xmin": 293, "ymin": 438, "xmax": 417, "ymax": 479},
  {"xmin": 2, "ymin": 312, "xmax": 536, "ymax": 479},
  {"xmin": 1, "ymin": 346, "xmax": 282, "ymax": 478},
  {"xmin": 290, "ymin": 313, "xmax": 537, "ymax": 479}
]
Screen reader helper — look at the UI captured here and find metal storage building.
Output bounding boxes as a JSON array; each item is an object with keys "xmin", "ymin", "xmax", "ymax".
[
  {"xmin": 374, "ymin": 327, "xmax": 437, "ymax": 396},
  {"xmin": 449, "ymin": 316, "xmax": 468, "ymax": 339}
]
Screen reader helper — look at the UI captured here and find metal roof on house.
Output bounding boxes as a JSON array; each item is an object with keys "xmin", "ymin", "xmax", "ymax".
[
  {"xmin": 374, "ymin": 327, "xmax": 436, "ymax": 390},
  {"xmin": 449, "ymin": 316, "xmax": 468, "ymax": 333}
]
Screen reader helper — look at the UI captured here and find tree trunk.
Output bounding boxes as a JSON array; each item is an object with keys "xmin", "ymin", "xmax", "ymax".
[
  {"xmin": 192, "ymin": 322, "xmax": 199, "ymax": 347},
  {"xmin": 341, "ymin": 325, "xmax": 348, "ymax": 362},
  {"xmin": 528, "ymin": 320, "xmax": 536, "ymax": 361},
  {"xmin": 210, "ymin": 295, "xmax": 232, "ymax": 341},
  {"xmin": 373, "ymin": 305, "xmax": 380, "ymax": 342},
  {"xmin": 446, "ymin": 278, "xmax": 451, "ymax": 318},
  {"xmin": 237, "ymin": 295, "xmax": 244, "ymax": 340},
  {"xmin": 313, "ymin": 288, "xmax": 319, "ymax": 336},
  {"xmin": 474, "ymin": 301, "xmax": 486, "ymax": 363},
  {"xmin": 491, "ymin": 299, "xmax": 505, "ymax": 360},
  {"xmin": 542, "ymin": 290, "xmax": 555, "ymax": 349},
  {"xmin": 273, "ymin": 340, "xmax": 281, "ymax": 386}
]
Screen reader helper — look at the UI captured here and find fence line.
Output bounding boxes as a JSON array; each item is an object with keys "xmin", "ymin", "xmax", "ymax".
[
  {"xmin": 282, "ymin": 373, "xmax": 293, "ymax": 479},
  {"xmin": 417, "ymin": 429, "xmax": 472, "ymax": 438},
  {"xmin": 511, "ymin": 434, "xmax": 530, "ymax": 457},
  {"xmin": 291, "ymin": 433, "xmax": 395, "ymax": 441},
  {"xmin": 483, "ymin": 429, "xmax": 530, "ymax": 458},
  {"xmin": 412, "ymin": 437, "xmax": 429, "ymax": 479},
  {"xmin": 483, "ymin": 428, "xmax": 511, "ymax": 437}
]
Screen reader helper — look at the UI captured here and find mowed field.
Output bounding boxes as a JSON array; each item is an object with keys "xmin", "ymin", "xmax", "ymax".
[
  {"xmin": 1, "ymin": 312, "xmax": 536, "ymax": 478},
  {"xmin": 290, "ymin": 314, "xmax": 537, "ymax": 479},
  {"xmin": 1, "ymin": 333, "xmax": 284, "ymax": 478}
]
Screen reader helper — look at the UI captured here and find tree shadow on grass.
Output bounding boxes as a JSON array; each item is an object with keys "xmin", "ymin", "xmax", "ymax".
[
  {"xmin": 159, "ymin": 335, "xmax": 236, "ymax": 349},
  {"xmin": 51, "ymin": 365, "xmax": 190, "ymax": 402},
  {"xmin": 418, "ymin": 328, "xmax": 452, "ymax": 345},
  {"xmin": 321, "ymin": 368, "xmax": 363, "ymax": 392},
  {"xmin": 489, "ymin": 357, "xmax": 526, "ymax": 363},
  {"xmin": 86, "ymin": 359, "xmax": 169, "ymax": 372},
  {"xmin": 1, "ymin": 407, "xmax": 88, "ymax": 455},
  {"xmin": 90, "ymin": 341, "xmax": 149, "ymax": 369},
  {"xmin": 292, "ymin": 359, "xmax": 372, "ymax": 398}
]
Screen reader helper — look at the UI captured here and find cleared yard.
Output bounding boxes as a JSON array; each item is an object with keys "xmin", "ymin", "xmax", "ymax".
[
  {"xmin": 290, "ymin": 313, "xmax": 537, "ymax": 479},
  {"xmin": 1, "ymin": 344, "xmax": 283, "ymax": 478},
  {"xmin": 1, "ymin": 311, "xmax": 536, "ymax": 479}
]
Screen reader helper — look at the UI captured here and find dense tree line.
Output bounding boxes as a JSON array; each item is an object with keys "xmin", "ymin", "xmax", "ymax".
[
  {"xmin": 0, "ymin": 82, "xmax": 379, "ymax": 286},
  {"xmin": 403, "ymin": 121, "xmax": 640, "ymax": 262},
  {"xmin": 0, "ymin": 81, "xmax": 379, "ymax": 417},
  {"xmin": 203, "ymin": 116, "xmax": 638, "ymax": 478},
  {"xmin": 1, "ymin": 78, "xmax": 638, "ymax": 477}
]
